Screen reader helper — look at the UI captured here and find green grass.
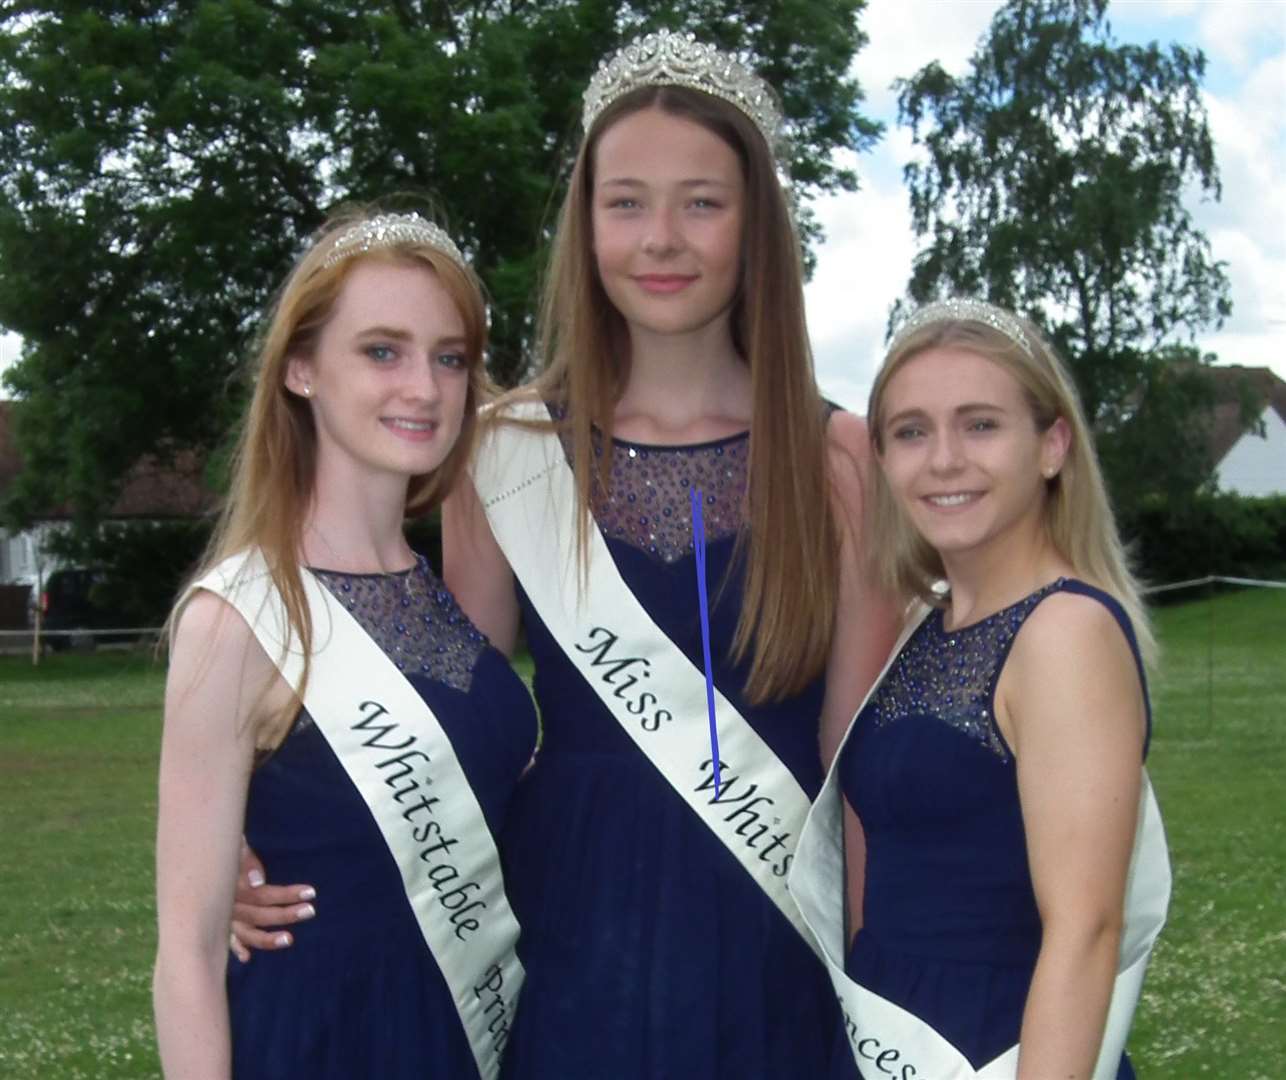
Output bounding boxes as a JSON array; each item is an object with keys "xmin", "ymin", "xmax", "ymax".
[{"xmin": 1, "ymin": 588, "xmax": 1283, "ymax": 1077}]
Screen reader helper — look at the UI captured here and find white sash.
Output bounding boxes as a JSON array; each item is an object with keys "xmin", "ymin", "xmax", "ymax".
[
  {"xmin": 190, "ymin": 550, "xmax": 524, "ymax": 1080},
  {"xmin": 471, "ymin": 402, "xmax": 822, "ymax": 959},
  {"xmin": 789, "ymin": 603, "xmax": 1171, "ymax": 1079}
]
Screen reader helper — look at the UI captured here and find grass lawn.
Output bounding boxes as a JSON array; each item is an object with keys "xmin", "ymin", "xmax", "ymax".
[{"xmin": 1, "ymin": 588, "xmax": 1282, "ymax": 1077}]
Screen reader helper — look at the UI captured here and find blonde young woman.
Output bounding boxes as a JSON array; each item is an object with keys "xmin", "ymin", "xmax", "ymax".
[
  {"xmin": 154, "ymin": 210, "xmax": 536, "ymax": 1079},
  {"xmin": 441, "ymin": 32, "xmax": 897, "ymax": 1079},
  {"xmin": 791, "ymin": 300, "xmax": 1170, "ymax": 1080}
]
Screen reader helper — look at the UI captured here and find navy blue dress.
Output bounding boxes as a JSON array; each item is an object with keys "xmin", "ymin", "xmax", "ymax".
[
  {"xmin": 832, "ymin": 579, "xmax": 1148, "ymax": 1079},
  {"xmin": 499, "ymin": 427, "xmax": 839, "ymax": 1079},
  {"xmin": 226, "ymin": 560, "xmax": 537, "ymax": 1079}
]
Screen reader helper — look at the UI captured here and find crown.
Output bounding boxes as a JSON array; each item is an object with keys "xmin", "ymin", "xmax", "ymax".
[
  {"xmin": 321, "ymin": 213, "xmax": 467, "ymax": 271},
  {"xmin": 889, "ymin": 298, "xmax": 1036, "ymax": 360},
  {"xmin": 582, "ymin": 31, "xmax": 784, "ymax": 153}
]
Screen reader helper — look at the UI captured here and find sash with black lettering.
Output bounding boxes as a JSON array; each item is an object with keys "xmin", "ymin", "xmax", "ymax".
[
  {"xmin": 789, "ymin": 604, "xmax": 1171, "ymax": 1079},
  {"xmin": 190, "ymin": 550, "xmax": 523, "ymax": 1080},
  {"xmin": 471, "ymin": 401, "xmax": 821, "ymax": 958}
]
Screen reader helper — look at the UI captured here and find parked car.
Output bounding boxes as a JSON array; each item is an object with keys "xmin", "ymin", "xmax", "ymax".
[{"xmin": 27, "ymin": 567, "xmax": 139, "ymax": 650}]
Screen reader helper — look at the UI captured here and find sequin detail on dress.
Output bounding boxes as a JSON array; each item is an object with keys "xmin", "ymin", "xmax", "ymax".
[
  {"xmin": 864, "ymin": 580, "xmax": 1067, "ymax": 760},
  {"xmin": 558, "ymin": 426, "xmax": 749, "ymax": 563},
  {"xmin": 311, "ymin": 557, "xmax": 487, "ymax": 694}
]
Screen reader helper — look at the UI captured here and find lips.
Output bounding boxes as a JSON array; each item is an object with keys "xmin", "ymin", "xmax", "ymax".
[
  {"xmin": 923, "ymin": 491, "xmax": 982, "ymax": 509},
  {"xmin": 383, "ymin": 417, "xmax": 439, "ymax": 440},
  {"xmin": 633, "ymin": 273, "xmax": 698, "ymax": 294}
]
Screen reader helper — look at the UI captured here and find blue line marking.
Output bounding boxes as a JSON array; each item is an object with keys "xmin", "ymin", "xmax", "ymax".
[{"xmin": 691, "ymin": 486, "xmax": 721, "ymax": 797}]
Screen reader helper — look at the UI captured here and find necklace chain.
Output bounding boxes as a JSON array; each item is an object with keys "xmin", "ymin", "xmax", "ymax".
[{"xmin": 307, "ymin": 521, "xmax": 418, "ymax": 596}]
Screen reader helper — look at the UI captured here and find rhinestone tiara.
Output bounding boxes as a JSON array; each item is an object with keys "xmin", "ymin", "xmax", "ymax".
[
  {"xmin": 582, "ymin": 31, "xmax": 784, "ymax": 153},
  {"xmin": 889, "ymin": 298, "xmax": 1035, "ymax": 360},
  {"xmin": 321, "ymin": 213, "xmax": 467, "ymax": 271}
]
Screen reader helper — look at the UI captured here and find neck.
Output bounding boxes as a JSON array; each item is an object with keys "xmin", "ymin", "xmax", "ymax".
[
  {"xmin": 614, "ymin": 319, "xmax": 751, "ymax": 441},
  {"xmin": 941, "ymin": 520, "xmax": 1069, "ymax": 630},
  {"xmin": 302, "ymin": 454, "xmax": 416, "ymax": 573}
]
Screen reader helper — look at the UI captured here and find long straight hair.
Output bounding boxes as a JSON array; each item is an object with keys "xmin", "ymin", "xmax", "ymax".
[
  {"xmin": 174, "ymin": 208, "xmax": 489, "ymax": 746},
  {"xmin": 865, "ymin": 313, "xmax": 1156, "ymax": 667},
  {"xmin": 505, "ymin": 85, "xmax": 837, "ymax": 704}
]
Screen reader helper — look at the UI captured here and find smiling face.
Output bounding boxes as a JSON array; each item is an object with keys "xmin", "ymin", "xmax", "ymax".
[
  {"xmin": 877, "ymin": 345, "xmax": 1070, "ymax": 568},
  {"xmin": 285, "ymin": 258, "xmax": 469, "ymax": 493},
  {"xmin": 590, "ymin": 106, "xmax": 745, "ymax": 345}
]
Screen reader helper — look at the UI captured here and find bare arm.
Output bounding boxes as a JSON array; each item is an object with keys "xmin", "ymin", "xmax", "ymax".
[
  {"xmin": 821, "ymin": 411, "xmax": 902, "ymax": 942},
  {"xmin": 442, "ymin": 470, "xmax": 519, "ymax": 657},
  {"xmin": 153, "ymin": 592, "xmax": 288, "ymax": 1077},
  {"xmin": 1000, "ymin": 594, "xmax": 1146, "ymax": 1080}
]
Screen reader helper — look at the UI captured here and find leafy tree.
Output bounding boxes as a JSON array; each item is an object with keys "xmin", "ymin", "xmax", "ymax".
[
  {"xmin": 0, "ymin": 0, "xmax": 878, "ymax": 529},
  {"xmin": 894, "ymin": 0, "xmax": 1232, "ymax": 503}
]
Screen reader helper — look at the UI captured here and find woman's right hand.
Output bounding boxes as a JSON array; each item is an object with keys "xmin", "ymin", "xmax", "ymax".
[{"xmin": 229, "ymin": 840, "xmax": 317, "ymax": 963}]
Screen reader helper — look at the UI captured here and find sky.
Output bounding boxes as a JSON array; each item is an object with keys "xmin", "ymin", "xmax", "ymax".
[
  {"xmin": 2, "ymin": 1, "xmax": 1283, "ymax": 410},
  {"xmin": 806, "ymin": 0, "xmax": 1286, "ymax": 412}
]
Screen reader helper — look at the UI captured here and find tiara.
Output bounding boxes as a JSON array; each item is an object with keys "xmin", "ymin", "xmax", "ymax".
[
  {"xmin": 321, "ymin": 213, "xmax": 467, "ymax": 270},
  {"xmin": 889, "ymin": 298, "xmax": 1035, "ymax": 360},
  {"xmin": 582, "ymin": 31, "xmax": 784, "ymax": 153}
]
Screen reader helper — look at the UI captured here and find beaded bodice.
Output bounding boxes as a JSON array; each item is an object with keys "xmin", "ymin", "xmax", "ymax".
[
  {"xmin": 863, "ymin": 580, "xmax": 1067, "ymax": 762},
  {"xmin": 311, "ymin": 556, "xmax": 487, "ymax": 694},
  {"xmin": 562, "ymin": 427, "xmax": 750, "ymax": 563}
]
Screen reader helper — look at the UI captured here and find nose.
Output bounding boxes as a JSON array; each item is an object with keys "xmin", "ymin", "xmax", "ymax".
[
  {"xmin": 404, "ymin": 353, "xmax": 443, "ymax": 404},
  {"xmin": 928, "ymin": 429, "xmax": 964, "ymax": 473},
  {"xmin": 642, "ymin": 206, "xmax": 681, "ymax": 256}
]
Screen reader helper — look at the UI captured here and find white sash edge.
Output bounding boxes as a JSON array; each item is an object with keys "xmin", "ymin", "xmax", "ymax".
[
  {"xmin": 187, "ymin": 550, "xmax": 524, "ymax": 1080},
  {"xmin": 789, "ymin": 604, "xmax": 1172, "ymax": 1079},
  {"xmin": 471, "ymin": 402, "xmax": 822, "ymax": 960}
]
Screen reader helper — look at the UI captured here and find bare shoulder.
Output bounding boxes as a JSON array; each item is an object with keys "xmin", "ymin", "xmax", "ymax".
[
  {"xmin": 166, "ymin": 589, "xmax": 288, "ymax": 731},
  {"xmin": 826, "ymin": 408, "xmax": 871, "ymax": 463},
  {"xmin": 1003, "ymin": 588, "xmax": 1145, "ymax": 749},
  {"xmin": 1011, "ymin": 589, "xmax": 1132, "ymax": 669},
  {"xmin": 825, "ymin": 410, "xmax": 872, "ymax": 519}
]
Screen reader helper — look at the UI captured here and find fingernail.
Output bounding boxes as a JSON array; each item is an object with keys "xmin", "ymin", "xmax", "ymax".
[
  {"xmin": 299, "ymin": 886, "xmax": 316, "ymax": 901},
  {"xmin": 275, "ymin": 932, "xmax": 292, "ymax": 947},
  {"xmin": 297, "ymin": 904, "xmax": 316, "ymax": 921},
  {"xmin": 248, "ymin": 869, "xmax": 265, "ymax": 887}
]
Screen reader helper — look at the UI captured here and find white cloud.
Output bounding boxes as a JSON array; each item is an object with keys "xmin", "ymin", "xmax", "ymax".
[{"xmin": 1193, "ymin": 0, "xmax": 1286, "ymax": 68}]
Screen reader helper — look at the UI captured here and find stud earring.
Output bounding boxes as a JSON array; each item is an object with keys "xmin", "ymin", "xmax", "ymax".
[{"xmin": 303, "ymin": 384, "xmax": 312, "ymax": 398}]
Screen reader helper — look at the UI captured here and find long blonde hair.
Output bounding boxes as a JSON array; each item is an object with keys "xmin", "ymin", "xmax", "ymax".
[
  {"xmin": 177, "ymin": 207, "xmax": 489, "ymax": 745},
  {"xmin": 866, "ymin": 309, "xmax": 1156, "ymax": 667},
  {"xmin": 503, "ymin": 84, "xmax": 837, "ymax": 704}
]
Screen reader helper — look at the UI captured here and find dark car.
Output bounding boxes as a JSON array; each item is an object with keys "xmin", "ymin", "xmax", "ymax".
[{"xmin": 28, "ymin": 567, "xmax": 137, "ymax": 650}]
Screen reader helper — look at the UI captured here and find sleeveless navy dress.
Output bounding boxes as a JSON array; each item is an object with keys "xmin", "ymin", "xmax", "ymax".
[
  {"xmin": 226, "ymin": 559, "xmax": 537, "ymax": 1079},
  {"xmin": 832, "ymin": 579, "xmax": 1149, "ymax": 1079},
  {"xmin": 499, "ymin": 426, "xmax": 839, "ymax": 1079}
]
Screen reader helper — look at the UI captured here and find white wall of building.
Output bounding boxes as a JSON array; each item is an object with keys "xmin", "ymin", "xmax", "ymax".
[{"xmin": 1214, "ymin": 406, "xmax": 1286, "ymax": 497}]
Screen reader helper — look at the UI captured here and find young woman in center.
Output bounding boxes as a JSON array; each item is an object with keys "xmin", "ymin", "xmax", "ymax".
[
  {"xmin": 443, "ymin": 30, "xmax": 898, "ymax": 1079},
  {"xmin": 228, "ymin": 33, "xmax": 897, "ymax": 1076},
  {"xmin": 791, "ymin": 300, "xmax": 1170, "ymax": 1080}
]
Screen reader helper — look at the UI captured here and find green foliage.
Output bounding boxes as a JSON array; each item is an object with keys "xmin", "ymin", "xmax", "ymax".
[
  {"xmin": 0, "ymin": 1, "xmax": 878, "ymax": 531},
  {"xmin": 894, "ymin": 0, "xmax": 1232, "ymax": 502},
  {"xmin": 45, "ymin": 518, "xmax": 214, "ymax": 625},
  {"xmin": 1124, "ymin": 494, "xmax": 1286, "ymax": 589}
]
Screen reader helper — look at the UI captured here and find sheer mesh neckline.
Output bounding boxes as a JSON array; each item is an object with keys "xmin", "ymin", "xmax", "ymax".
[{"xmin": 559, "ymin": 424, "xmax": 750, "ymax": 564}]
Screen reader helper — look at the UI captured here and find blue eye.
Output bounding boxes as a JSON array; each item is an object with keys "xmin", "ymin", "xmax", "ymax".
[
  {"xmin": 365, "ymin": 344, "xmax": 397, "ymax": 363},
  {"xmin": 891, "ymin": 425, "xmax": 924, "ymax": 441},
  {"xmin": 437, "ymin": 352, "xmax": 467, "ymax": 370},
  {"xmin": 968, "ymin": 418, "xmax": 998, "ymax": 432}
]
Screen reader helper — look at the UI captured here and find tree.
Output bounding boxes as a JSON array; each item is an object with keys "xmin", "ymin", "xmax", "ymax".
[
  {"xmin": 894, "ymin": 0, "xmax": 1231, "ymax": 503},
  {"xmin": 0, "ymin": 0, "xmax": 879, "ymax": 529}
]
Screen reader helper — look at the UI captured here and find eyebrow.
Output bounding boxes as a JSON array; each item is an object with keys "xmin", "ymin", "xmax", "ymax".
[
  {"xmin": 597, "ymin": 177, "xmax": 735, "ymax": 189},
  {"xmin": 354, "ymin": 326, "xmax": 468, "ymax": 348},
  {"xmin": 884, "ymin": 402, "xmax": 1008, "ymax": 427}
]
